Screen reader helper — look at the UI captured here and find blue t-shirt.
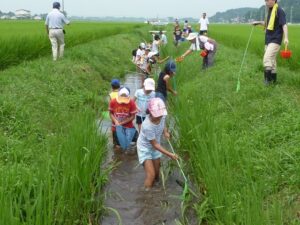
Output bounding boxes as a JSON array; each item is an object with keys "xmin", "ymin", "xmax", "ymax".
[
  {"xmin": 134, "ymin": 89, "xmax": 155, "ymax": 117},
  {"xmin": 137, "ymin": 115, "xmax": 166, "ymax": 151},
  {"xmin": 265, "ymin": 6, "xmax": 286, "ymax": 45}
]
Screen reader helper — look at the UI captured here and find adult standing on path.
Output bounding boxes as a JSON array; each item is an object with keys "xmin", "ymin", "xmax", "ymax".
[
  {"xmin": 253, "ymin": 0, "xmax": 289, "ymax": 84},
  {"xmin": 45, "ymin": 2, "xmax": 70, "ymax": 61},
  {"xmin": 199, "ymin": 13, "xmax": 209, "ymax": 35}
]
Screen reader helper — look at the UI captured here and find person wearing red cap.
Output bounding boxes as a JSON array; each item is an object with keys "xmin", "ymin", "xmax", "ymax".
[{"xmin": 137, "ymin": 98, "xmax": 178, "ymax": 190}]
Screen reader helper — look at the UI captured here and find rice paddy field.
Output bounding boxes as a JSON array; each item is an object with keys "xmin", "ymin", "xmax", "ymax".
[{"xmin": 1, "ymin": 20, "xmax": 300, "ymax": 225}]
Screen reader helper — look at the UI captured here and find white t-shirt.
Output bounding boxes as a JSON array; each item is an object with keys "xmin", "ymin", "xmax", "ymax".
[
  {"xmin": 134, "ymin": 89, "xmax": 156, "ymax": 117},
  {"xmin": 152, "ymin": 40, "xmax": 160, "ymax": 54},
  {"xmin": 161, "ymin": 34, "xmax": 167, "ymax": 45},
  {"xmin": 135, "ymin": 49, "xmax": 145, "ymax": 64},
  {"xmin": 199, "ymin": 17, "xmax": 209, "ymax": 31},
  {"xmin": 137, "ymin": 115, "xmax": 166, "ymax": 151}
]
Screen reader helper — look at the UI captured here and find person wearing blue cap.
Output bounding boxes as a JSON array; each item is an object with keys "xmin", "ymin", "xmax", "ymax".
[
  {"xmin": 45, "ymin": 2, "xmax": 70, "ymax": 61},
  {"xmin": 155, "ymin": 60, "xmax": 177, "ymax": 102},
  {"xmin": 109, "ymin": 79, "xmax": 121, "ymax": 100}
]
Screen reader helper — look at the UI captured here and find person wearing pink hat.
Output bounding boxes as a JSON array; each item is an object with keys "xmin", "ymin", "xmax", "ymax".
[
  {"xmin": 133, "ymin": 78, "xmax": 156, "ymax": 133},
  {"xmin": 137, "ymin": 98, "xmax": 178, "ymax": 190}
]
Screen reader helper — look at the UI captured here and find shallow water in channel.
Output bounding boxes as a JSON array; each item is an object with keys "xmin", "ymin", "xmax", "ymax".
[{"xmin": 99, "ymin": 73, "xmax": 184, "ymax": 225}]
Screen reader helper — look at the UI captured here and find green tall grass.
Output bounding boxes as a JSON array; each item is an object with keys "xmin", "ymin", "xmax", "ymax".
[
  {"xmin": 0, "ymin": 24, "xmax": 146, "ymax": 224},
  {"xmin": 0, "ymin": 20, "xmax": 142, "ymax": 70},
  {"xmin": 167, "ymin": 31, "xmax": 300, "ymax": 224},
  {"xmin": 209, "ymin": 24, "xmax": 299, "ymax": 70}
]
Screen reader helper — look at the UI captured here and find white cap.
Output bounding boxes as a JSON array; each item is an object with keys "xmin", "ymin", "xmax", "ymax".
[
  {"xmin": 186, "ymin": 33, "xmax": 198, "ymax": 40},
  {"xmin": 143, "ymin": 78, "xmax": 155, "ymax": 91},
  {"xmin": 116, "ymin": 87, "xmax": 130, "ymax": 104},
  {"xmin": 140, "ymin": 42, "xmax": 146, "ymax": 49}
]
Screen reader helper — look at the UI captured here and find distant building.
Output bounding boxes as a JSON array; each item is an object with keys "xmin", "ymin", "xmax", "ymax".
[
  {"xmin": 33, "ymin": 16, "xmax": 42, "ymax": 20},
  {"xmin": 0, "ymin": 15, "xmax": 8, "ymax": 19},
  {"xmin": 15, "ymin": 9, "xmax": 31, "ymax": 19}
]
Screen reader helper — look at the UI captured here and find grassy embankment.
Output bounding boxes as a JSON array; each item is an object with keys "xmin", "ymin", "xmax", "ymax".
[
  {"xmin": 0, "ymin": 22, "xmax": 147, "ymax": 225},
  {"xmin": 0, "ymin": 20, "xmax": 141, "ymax": 70},
  {"xmin": 165, "ymin": 24, "xmax": 300, "ymax": 224}
]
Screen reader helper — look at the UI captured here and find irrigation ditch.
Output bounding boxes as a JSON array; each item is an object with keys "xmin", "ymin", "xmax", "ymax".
[{"xmin": 98, "ymin": 73, "xmax": 201, "ymax": 225}]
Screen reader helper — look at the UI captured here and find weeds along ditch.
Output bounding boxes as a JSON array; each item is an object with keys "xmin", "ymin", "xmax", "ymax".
[
  {"xmin": 167, "ymin": 27, "xmax": 300, "ymax": 224},
  {"xmin": 0, "ymin": 25, "xmax": 148, "ymax": 224},
  {"xmin": 0, "ymin": 20, "xmax": 142, "ymax": 70}
]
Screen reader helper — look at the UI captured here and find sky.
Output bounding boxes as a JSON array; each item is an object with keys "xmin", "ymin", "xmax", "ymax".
[{"xmin": 1, "ymin": 0, "xmax": 264, "ymax": 18}]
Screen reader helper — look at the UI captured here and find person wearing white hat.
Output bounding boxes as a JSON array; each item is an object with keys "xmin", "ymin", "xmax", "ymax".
[
  {"xmin": 135, "ymin": 42, "xmax": 146, "ymax": 65},
  {"xmin": 134, "ymin": 78, "xmax": 156, "ymax": 132},
  {"xmin": 137, "ymin": 97, "xmax": 178, "ymax": 190},
  {"xmin": 181, "ymin": 32, "xmax": 217, "ymax": 70},
  {"xmin": 109, "ymin": 87, "xmax": 138, "ymax": 150}
]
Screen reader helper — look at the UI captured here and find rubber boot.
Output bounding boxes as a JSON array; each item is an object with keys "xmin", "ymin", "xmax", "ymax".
[
  {"xmin": 271, "ymin": 73, "xmax": 277, "ymax": 83},
  {"xmin": 264, "ymin": 70, "xmax": 272, "ymax": 85}
]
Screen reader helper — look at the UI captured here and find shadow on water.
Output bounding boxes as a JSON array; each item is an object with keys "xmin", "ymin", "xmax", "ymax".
[{"xmin": 99, "ymin": 73, "xmax": 185, "ymax": 225}]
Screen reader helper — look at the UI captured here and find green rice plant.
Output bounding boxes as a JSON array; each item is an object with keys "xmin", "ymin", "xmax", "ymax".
[
  {"xmin": 0, "ymin": 25, "xmax": 147, "ymax": 225},
  {"xmin": 163, "ymin": 24, "xmax": 300, "ymax": 224},
  {"xmin": 0, "ymin": 20, "xmax": 143, "ymax": 70},
  {"xmin": 209, "ymin": 24, "xmax": 300, "ymax": 71}
]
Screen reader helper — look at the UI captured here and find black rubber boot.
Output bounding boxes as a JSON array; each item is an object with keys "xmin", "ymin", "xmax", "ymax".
[
  {"xmin": 271, "ymin": 73, "xmax": 277, "ymax": 83},
  {"xmin": 264, "ymin": 70, "xmax": 272, "ymax": 85}
]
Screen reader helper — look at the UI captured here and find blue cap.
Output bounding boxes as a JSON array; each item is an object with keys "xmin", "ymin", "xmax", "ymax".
[
  {"xmin": 165, "ymin": 60, "xmax": 176, "ymax": 73},
  {"xmin": 53, "ymin": 2, "xmax": 61, "ymax": 9},
  {"xmin": 111, "ymin": 79, "xmax": 120, "ymax": 87}
]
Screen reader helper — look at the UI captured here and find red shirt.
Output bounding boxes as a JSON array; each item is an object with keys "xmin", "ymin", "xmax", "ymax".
[{"xmin": 109, "ymin": 99, "xmax": 137, "ymax": 131}]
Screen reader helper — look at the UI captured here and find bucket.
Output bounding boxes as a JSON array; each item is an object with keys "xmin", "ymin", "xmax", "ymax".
[
  {"xmin": 200, "ymin": 50, "xmax": 208, "ymax": 58},
  {"xmin": 280, "ymin": 44, "xmax": 292, "ymax": 59}
]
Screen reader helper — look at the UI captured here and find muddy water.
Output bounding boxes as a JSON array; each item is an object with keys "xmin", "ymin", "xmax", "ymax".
[{"xmin": 100, "ymin": 73, "xmax": 183, "ymax": 225}]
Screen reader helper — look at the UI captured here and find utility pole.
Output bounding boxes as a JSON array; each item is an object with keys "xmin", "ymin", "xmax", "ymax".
[
  {"xmin": 290, "ymin": 6, "xmax": 293, "ymax": 24},
  {"xmin": 62, "ymin": 0, "xmax": 64, "ymax": 13}
]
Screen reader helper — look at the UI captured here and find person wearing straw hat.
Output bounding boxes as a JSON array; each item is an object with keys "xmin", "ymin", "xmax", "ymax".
[
  {"xmin": 137, "ymin": 97, "xmax": 178, "ymax": 190},
  {"xmin": 181, "ymin": 32, "xmax": 217, "ymax": 70},
  {"xmin": 45, "ymin": 2, "xmax": 70, "ymax": 61},
  {"xmin": 134, "ymin": 78, "xmax": 156, "ymax": 133},
  {"xmin": 252, "ymin": 0, "xmax": 288, "ymax": 85},
  {"xmin": 109, "ymin": 87, "xmax": 138, "ymax": 151}
]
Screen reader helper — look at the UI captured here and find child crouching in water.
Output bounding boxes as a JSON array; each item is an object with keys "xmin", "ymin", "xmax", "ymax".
[{"xmin": 137, "ymin": 97, "xmax": 178, "ymax": 190}]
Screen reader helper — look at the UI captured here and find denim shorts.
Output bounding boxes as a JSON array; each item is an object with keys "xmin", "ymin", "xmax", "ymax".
[{"xmin": 137, "ymin": 147, "xmax": 162, "ymax": 165}]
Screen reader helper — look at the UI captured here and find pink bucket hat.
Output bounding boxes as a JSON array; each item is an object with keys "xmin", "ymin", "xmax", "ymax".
[{"xmin": 148, "ymin": 98, "xmax": 167, "ymax": 117}]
